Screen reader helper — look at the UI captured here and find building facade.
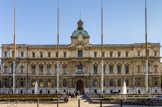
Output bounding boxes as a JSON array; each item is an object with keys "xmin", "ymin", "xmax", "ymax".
[{"xmin": 0, "ymin": 20, "xmax": 161, "ymax": 94}]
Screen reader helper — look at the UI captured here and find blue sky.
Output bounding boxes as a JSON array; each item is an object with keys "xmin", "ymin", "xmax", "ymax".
[{"xmin": 0, "ymin": 0, "xmax": 162, "ymax": 59}]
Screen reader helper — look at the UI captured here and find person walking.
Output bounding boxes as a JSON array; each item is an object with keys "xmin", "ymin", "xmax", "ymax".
[{"xmin": 75, "ymin": 91, "xmax": 78, "ymax": 99}]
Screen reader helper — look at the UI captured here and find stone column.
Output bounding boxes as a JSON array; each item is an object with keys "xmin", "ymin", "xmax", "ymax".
[
  {"xmin": 44, "ymin": 63, "xmax": 47, "ymax": 75},
  {"xmin": 114, "ymin": 62, "xmax": 117, "ymax": 74}
]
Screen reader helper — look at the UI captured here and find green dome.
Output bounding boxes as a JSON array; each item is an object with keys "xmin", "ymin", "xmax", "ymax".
[
  {"xmin": 72, "ymin": 29, "xmax": 89, "ymax": 38},
  {"xmin": 71, "ymin": 19, "xmax": 90, "ymax": 38}
]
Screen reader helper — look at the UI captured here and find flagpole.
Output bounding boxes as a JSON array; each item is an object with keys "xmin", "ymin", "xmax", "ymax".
[
  {"xmin": 57, "ymin": 0, "xmax": 60, "ymax": 94},
  {"xmin": 13, "ymin": 0, "xmax": 16, "ymax": 94},
  {"xmin": 145, "ymin": 0, "xmax": 149, "ymax": 94},
  {"xmin": 101, "ymin": 0, "xmax": 104, "ymax": 96}
]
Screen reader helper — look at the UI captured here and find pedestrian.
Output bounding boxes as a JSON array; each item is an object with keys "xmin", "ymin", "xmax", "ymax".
[
  {"xmin": 75, "ymin": 91, "xmax": 78, "ymax": 99},
  {"xmin": 64, "ymin": 96, "xmax": 68, "ymax": 103},
  {"xmin": 71, "ymin": 93, "xmax": 73, "ymax": 98}
]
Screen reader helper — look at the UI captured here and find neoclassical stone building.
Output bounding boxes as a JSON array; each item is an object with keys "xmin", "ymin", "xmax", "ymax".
[{"xmin": 0, "ymin": 20, "xmax": 161, "ymax": 94}]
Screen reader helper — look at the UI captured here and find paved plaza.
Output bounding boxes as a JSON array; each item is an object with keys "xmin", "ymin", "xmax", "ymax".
[{"xmin": 0, "ymin": 95, "xmax": 161, "ymax": 107}]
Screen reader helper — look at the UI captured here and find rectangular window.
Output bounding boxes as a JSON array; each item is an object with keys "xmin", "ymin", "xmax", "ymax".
[
  {"xmin": 48, "ymin": 81, "xmax": 51, "ymax": 87},
  {"xmin": 102, "ymin": 52, "xmax": 105, "ymax": 57},
  {"xmin": 40, "ymin": 52, "xmax": 43, "ymax": 58},
  {"xmin": 78, "ymin": 50, "xmax": 83, "ymax": 57},
  {"xmin": 64, "ymin": 52, "xmax": 66, "ymax": 58},
  {"xmin": 93, "ymin": 66, "xmax": 97, "ymax": 74},
  {"xmin": 94, "ymin": 52, "xmax": 97, "ymax": 57},
  {"xmin": 154, "ymin": 51, "xmax": 157, "ymax": 56},
  {"xmin": 48, "ymin": 52, "xmax": 51, "ymax": 58},
  {"xmin": 137, "ymin": 51, "xmax": 140, "ymax": 56},
  {"xmin": 147, "ymin": 50, "xmax": 149, "ymax": 56},
  {"xmin": 110, "ymin": 52, "xmax": 113, "ymax": 57},
  {"xmin": 155, "ymin": 81, "xmax": 158, "ymax": 87},
  {"xmin": 126, "ymin": 52, "xmax": 128, "ymax": 57},
  {"xmin": 110, "ymin": 80, "xmax": 113, "ymax": 87},
  {"xmin": 137, "ymin": 66, "xmax": 140, "ymax": 72},
  {"xmin": 109, "ymin": 65, "xmax": 113, "ymax": 73},
  {"xmin": 21, "ymin": 66, "xmax": 23, "ymax": 73},
  {"xmin": 117, "ymin": 66, "xmax": 121, "ymax": 74},
  {"xmin": 32, "ymin": 52, "xmax": 35, "ymax": 58},
  {"xmin": 39, "ymin": 82, "xmax": 43, "ymax": 87},
  {"xmin": 4, "ymin": 52, "xmax": 7, "ymax": 57},
  {"xmin": 55, "ymin": 66, "xmax": 57, "ymax": 73},
  {"xmin": 118, "ymin": 52, "xmax": 121, "ymax": 57},
  {"xmin": 21, "ymin": 52, "xmax": 24, "ymax": 57},
  {"xmin": 32, "ymin": 81, "xmax": 35, "ymax": 87},
  {"xmin": 126, "ymin": 80, "xmax": 129, "ymax": 87},
  {"xmin": 4, "ymin": 67, "xmax": 7, "ymax": 72},
  {"xmin": 154, "ymin": 66, "xmax": 157, "ymax": 72},
  {"xmin": 117, "ymin": 80, "xmax": 121, "ymax": 87},
  {"xmin": 56, "ymin": 52, "xmax": 58, "ymax": 57},
  {"xmin": 47, "ymin": 66, "xmax": 51, "ymax": 74},
  {"xmin": 39, "ymin": 66, "xmax": 43, "ymax": 73},
  {"xmin": 31, "ymin": 66, "xmax": 36, "ymax": 72},
  {"xmin": 63, "ymin": 66, "xmax": 67, "ymax": 74},
  {"xmin": 125, "ymin": 66, "xmax": 129, "ymax": 73},
  {"xmin": 12, "ymin": 51, "xmax": 14, "ymax": 57},
  {"xmin": 21, "ymin": 78, "xmax": 23, "ymax": 87}
]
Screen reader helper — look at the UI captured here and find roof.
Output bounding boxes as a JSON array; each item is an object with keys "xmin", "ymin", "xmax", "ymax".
[{"xmin": 71, "ymin": 29, "xmax": 89, "ymax": 38}]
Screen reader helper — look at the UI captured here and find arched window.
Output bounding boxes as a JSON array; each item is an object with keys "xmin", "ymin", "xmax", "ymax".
[
  {"xmin": 39, "ymin": 79, "xmax": 43, "ymax": 87},
  {"xmin": 147, "ymin": 50, "xmax": 149, "ymax": 56},
  {"xmin": 63, "ymin": 66, "xmax": 67, "ymax": 74},
  {"xmin": 110, "ymin": 80, "xmax": 113, "ymax": 87},
  {"xmin": 12, "ymin": 50, "xmax": 14, "ymax": 57},
  {"xmin": 155, "ymin": 79, "xmax": 158, "ymax": 87},
  {"xmin": 31, "ymin": 79, "xmax": 35, "ymax": 87},
  {"xmin": 63, "ymin": 79, "xmax": 67, "ymax": 87},
  {"xmin": 117, "ymin": 65, "xmax": 121, "ymax": 74},
  {"xmin": 155, "ymin": 81, "xmax": 158, "ymax": 87},
  {"xmin": 137, "ymin": 80, "xmax": 140, "ymax": 87},
  {"xmin": 39, "ymin": 66, "xmax": 43, "ymax": 73},
  {"xmin": 3, "ymin": 78, "xmax": 7, "ymax": 88},
  {"xmin": 125, "ymin": 65, "xmax": 129, "ymax": 73},
  {"xmin": 47, "ymin": 79, "xmax": 51, "ymax": 87},
  {"xmin": 78, "ymin": 62, "xmax": 83, "ymax": 73},
  {"xmin": 93, "ymin": 65, "xmax": 97, "ymax": 74},
  {"xmin": 117, "ymin": 80, "xmax": 121, "ymax": 87},
  {"xmin": 47, "ymin": 66, "xmax": 51, "ymax": 74},
  {"xmin": 20, "ymin": 78, "xmax": 23, "ymax": 87},
  {"xmin": 126, "ymin": 80, "xmax": 129, "ymax": 87},
  {"xmin": 92, "ymin": 79, "xmax": 98, "ymax": 87},
  {"xmin": 109, "ymin": 65, "xmax": 113, "ymax": 73}
]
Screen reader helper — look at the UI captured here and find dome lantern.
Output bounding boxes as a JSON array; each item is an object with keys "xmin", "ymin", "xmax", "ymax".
[{"xmin": 77, "ymin": 20, "xmax": 83, "ymax": 30}]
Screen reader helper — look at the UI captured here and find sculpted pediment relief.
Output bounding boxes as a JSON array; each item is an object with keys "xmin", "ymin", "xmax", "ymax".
[
  {"xmin": 70, "ymin": 38, "xmax": 90, "ymax": 48},
  {"xmin": 76, "ymin": 44, "xmax": 84, "ymax": 48}
]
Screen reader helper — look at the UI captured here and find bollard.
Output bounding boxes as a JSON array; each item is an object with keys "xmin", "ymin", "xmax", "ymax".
[
  {"xmin": 78, "ymin": 99, "xmax": 80, "ymax": 107},
  {"xmin": 57, "ymin": 99, "xmax": 59, "ymax": 107},
  {"xmin": 37, "ymin": 98, "xmax": 39, "ymax": 107},
  {"xmin": 100, "ymin": 100, "xmax": 102, "ymax": 107},
  {"xmin": 120, "ymin": 99, "xmax": 122, "ymax": 107}
]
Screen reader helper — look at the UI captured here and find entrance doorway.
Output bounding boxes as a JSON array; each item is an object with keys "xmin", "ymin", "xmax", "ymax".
[{"xmin": 76, "ymin": 80, "xmax": 84, "ymax": 94}]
